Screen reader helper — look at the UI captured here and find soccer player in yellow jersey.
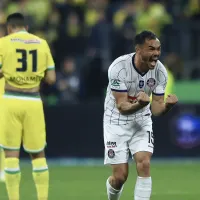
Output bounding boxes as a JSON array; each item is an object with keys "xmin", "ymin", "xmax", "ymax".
[
  {"xmin": 0, "ymin": 78, "xmax": 5, "ymax": 182},
  {"xmin": 0, "ymin": 13, "xmax": 56, "ymax": 200}
]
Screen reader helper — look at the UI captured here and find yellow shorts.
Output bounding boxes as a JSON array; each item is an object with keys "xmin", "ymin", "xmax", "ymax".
[{"xmin": 0, "ymin": 91, "xmax": 46, "ymax": 153}]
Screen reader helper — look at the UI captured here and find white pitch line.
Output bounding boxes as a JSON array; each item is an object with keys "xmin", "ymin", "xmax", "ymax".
[{"xmin": 152, "ymin": 191, "xmax": 199, "ymax": 195}]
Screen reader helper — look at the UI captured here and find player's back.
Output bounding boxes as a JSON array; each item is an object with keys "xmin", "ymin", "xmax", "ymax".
[{"xmin": 0, "ymin": 31, "xmax": 53, "ymax": 89}]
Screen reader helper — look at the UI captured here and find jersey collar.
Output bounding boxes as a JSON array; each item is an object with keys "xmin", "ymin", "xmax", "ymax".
[
  {"xmin": 132, "ymin": 54, "xmax": 149, "ymax": 77},
  {"xmin": 16, "ymin": 30, "xmax": 27, "ymax": 33}
]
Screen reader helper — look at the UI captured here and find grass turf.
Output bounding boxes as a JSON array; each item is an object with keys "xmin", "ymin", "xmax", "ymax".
[{"xmin": 0, "ymin": 162, "xmax": 199, "ymax": 200}]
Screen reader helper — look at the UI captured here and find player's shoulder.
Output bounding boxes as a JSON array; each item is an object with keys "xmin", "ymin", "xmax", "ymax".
[
  {"xmin": 156, "ymin": 60, "xmax": 167, "ymax": 74},
  {"xmin": 0, "ymin": 35, "xmax": 8, "ymax": 43},
  {"xmin": 109, "ymin": 53, "xmax": 133, "ymax": 72},
  {"xmin": 111, "ymin": 53, "xmax": 133, "ymax": 66},
  {"xmin": 155, "ymin": 60, "xmax": 168, "ymax": 82},
  {"xmin": 2, "ymin": 32, "xmax": 46, "ymax": 44},
  {"xmin": 25, "ymin": 33, "xmax": 48, "ymax": 45},
  {"xmin": 0, "ymin": 35, "xmax": 11, "ymax": 49}
]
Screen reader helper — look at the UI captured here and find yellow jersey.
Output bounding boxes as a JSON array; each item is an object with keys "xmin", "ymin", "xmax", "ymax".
[
  {"xmin": 0, "ymin": 78, "xmax": 4, "ymax": 95},
  {"xmin": 0, "ymin": 31, "xmax": 55, "ymax": 89}
]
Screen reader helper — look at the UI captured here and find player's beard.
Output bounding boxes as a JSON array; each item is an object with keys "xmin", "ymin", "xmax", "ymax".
[
  {"xmin": 140, "ymin": 55, "xmax": 151, "ymax": 71},
  {"xmin": 141, "ymin": 55, "xmax": 158, "ymax": 70}
]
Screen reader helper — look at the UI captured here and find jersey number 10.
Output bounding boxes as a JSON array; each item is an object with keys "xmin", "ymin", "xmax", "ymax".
[{"xmin": 16, "ymin": 49, "xmax": 37, "ymax": 72}]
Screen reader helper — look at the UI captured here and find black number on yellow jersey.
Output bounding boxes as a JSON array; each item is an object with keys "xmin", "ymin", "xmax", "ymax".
[{"xmin": 16, "ymin": 49, "xmax": 37, "ymax": 72}]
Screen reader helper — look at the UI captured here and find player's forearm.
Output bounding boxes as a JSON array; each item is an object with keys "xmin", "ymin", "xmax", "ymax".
[
  {"xmin": 117, "ymin": 101, "xmax": 143, "ymax": 115},
  {"xmin": 44, "ymin": 69, "xmax": 56, "ymax": 85},
  {"xmin": 151, "ymin": 101, "xmax": 172, "ymax": 116}
]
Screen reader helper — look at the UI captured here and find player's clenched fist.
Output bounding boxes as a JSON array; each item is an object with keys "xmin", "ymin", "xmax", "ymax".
[
  {"xmin": 166, "ymin": 94, "xmax": 178, "ymax": 107},
  {"xmin": 136, "ymin": 91, "xmax": 150, "ymax": 106}
]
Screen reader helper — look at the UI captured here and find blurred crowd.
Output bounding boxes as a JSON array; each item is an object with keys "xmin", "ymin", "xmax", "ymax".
[{"xmin": 0, "ymin": 0, "xmax": 200, "ymax": 105}]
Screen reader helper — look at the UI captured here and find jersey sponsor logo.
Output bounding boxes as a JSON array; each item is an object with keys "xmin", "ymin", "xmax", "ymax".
[
  {"xmin": 108, "ymin": 149, "xmax": 115, "ymax": 158},
  {"xmin": 106, "ymin": 141, "xmax": 117, "ymax": 148},
  {"xmin": 11, "ymin": 38, "xmax": 41, "ymax": 44},
  {"xmin": 139, "ymin": 80, "xmax": 144, "ymax": 88},
  {"xmin": 9, "ymin": 76, "xmax": 42, "ymax": 84},
  {"xmin": 147, "ymin": 78, "xmax": 156, "ymax": 88},
  {"xmin": 111, "ymin": 79, "xmax": 120, "ymax": 88}
]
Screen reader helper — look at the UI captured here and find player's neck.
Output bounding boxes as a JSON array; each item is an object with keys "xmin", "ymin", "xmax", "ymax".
[
  {"xmin": 11, "ymin": 28, "xmax": 27, "ymax": 34},
  {"xmin": 134, "ymin": 54, "xmax": 149, "ymax": 74}
]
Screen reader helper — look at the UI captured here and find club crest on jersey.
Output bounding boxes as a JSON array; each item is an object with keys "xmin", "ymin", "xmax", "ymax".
[
  {"xmin": 139, "ymin": 80, "xmax": 144, "ymax": 88},
  {"xmin": 147, "ymin": 78, "xmax": 156, "ymax": 88},
  {"xmin": 108, "ymin": 149, "xmax": 115, "ymax": 158}
]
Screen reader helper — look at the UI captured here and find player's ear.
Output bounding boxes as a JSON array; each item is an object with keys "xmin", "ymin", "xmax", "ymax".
[
  {"xmin": 6, "ymin": 25, "xmax": 12, "ymax": 35},
  {"xmin": 135, "ymin": 45, "xmax": 140, "ymax": 53}
]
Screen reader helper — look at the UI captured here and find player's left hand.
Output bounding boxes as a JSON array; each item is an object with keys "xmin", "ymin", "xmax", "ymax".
[{"xmin": 165, "ymin": 94, "xmax": 178, "ymax": 107}]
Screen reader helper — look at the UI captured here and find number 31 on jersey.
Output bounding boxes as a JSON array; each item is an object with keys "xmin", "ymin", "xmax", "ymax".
[{"xmin": 16, "ymin": 49, "xmax": 37, "ymax": 72}]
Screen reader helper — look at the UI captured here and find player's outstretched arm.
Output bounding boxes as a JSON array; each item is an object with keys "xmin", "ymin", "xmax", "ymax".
[
  {"xmin": 151, "ymin": 94, "xmax": 178, "ymax": 116},
  {"xmin": 113, "ymin": 91, "xmax": 146, "ymax": 115}
]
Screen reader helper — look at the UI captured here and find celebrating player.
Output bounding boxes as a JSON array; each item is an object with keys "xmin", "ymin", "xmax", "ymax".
[
  {"xmin": 0, "ymin": 13, "xmax": 56, "ymax": 200},
  {"xmin": 103, "ymin": 30, "xmax": 178, "ymax": 200}
]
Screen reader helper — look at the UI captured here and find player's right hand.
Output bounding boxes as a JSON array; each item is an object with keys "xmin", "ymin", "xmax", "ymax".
[{"xmin": 136, "ymin": 91, "xmax": 150, "ymax": 106}]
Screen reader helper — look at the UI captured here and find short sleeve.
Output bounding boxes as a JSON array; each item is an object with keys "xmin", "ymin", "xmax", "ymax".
[
  {"xmin": 153, "ymin": 64, "xmax": 168, "ymax": 95},
  {"xmin": 108, "ymin": 64, "xmax": 127, "ymax": 92},
  {"xmin": 45, "ymin": 40, "xmax": 55, "ymax": 71}
]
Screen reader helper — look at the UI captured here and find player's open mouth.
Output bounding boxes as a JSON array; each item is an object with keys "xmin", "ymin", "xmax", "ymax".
[{"xmin": 150, "ymin": 58, "xmax": 158, "ymax": 67}]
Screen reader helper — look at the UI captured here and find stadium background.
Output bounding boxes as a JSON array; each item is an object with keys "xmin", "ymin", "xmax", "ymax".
[{"xmin": 1, "ymin": 0, "xmax": 200, "ymax": 199}]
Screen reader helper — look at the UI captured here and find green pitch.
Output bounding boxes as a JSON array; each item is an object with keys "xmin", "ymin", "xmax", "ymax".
[{"xmin": 0, "ymin": 162, "xmax": 199, "ymax": 200}]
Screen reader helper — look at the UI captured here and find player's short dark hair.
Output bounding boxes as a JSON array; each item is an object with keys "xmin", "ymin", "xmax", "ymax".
[
  {"xmin": 6, "ymin": 13, "xmax": 26, "ymax": 28},
  {"xmin": 134, "ymin": 30, "xmax": 157, "ymax": 45}
]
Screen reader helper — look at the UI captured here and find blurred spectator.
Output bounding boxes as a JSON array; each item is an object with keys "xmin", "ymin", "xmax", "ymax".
[
  {"xmin": 135, "ymin": 0, "xmax": 172, "ymax": 37},
  {"xmin": 111, "ymin": 1, "xmax": 136, "ymax": 59},
  {"xmin": 56, "ymin": 57, "xmax": 80, "ymax": 104},
  {"xmin": 85, "ymin": 0, "xmax": 108, "ymax": 29},
  {"xmin": 113, "ymin": 0, "xmax": 136, "ymax": 29},
  {"xmin": 6, "ymin": 0, "xmax": 51, "ymax": 29},
  {"xmin": 66, "ymin": 12, "xmax": 81, "ymax": 38},
  {"xmin": 111, "ymin": 22, "xmax": 136, "ymax": 59},
  {"xmin": 164, "ymin": 53, "xmax": 183, "ymax": 80},
  {"xmin": 0, "ymin": 10, "xmax": 6, "ymax": 25},
  {"xmin": 45, "ymin": 6, "xmax": 61, "ymax": 44},
  {"xmin": 54, "ymin": 11, "xmax": 85, "ymax": 64},
  {"xmin": 0, "ymin": 25, "xmax": 6, "ymax": 38},
  {"xmin": 86, "ymin": 9, "xmax": 107, "ymax": 57},
  {"xmin": 185, "ymin": 0, "xmax": 200, "ymax": 21}
]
